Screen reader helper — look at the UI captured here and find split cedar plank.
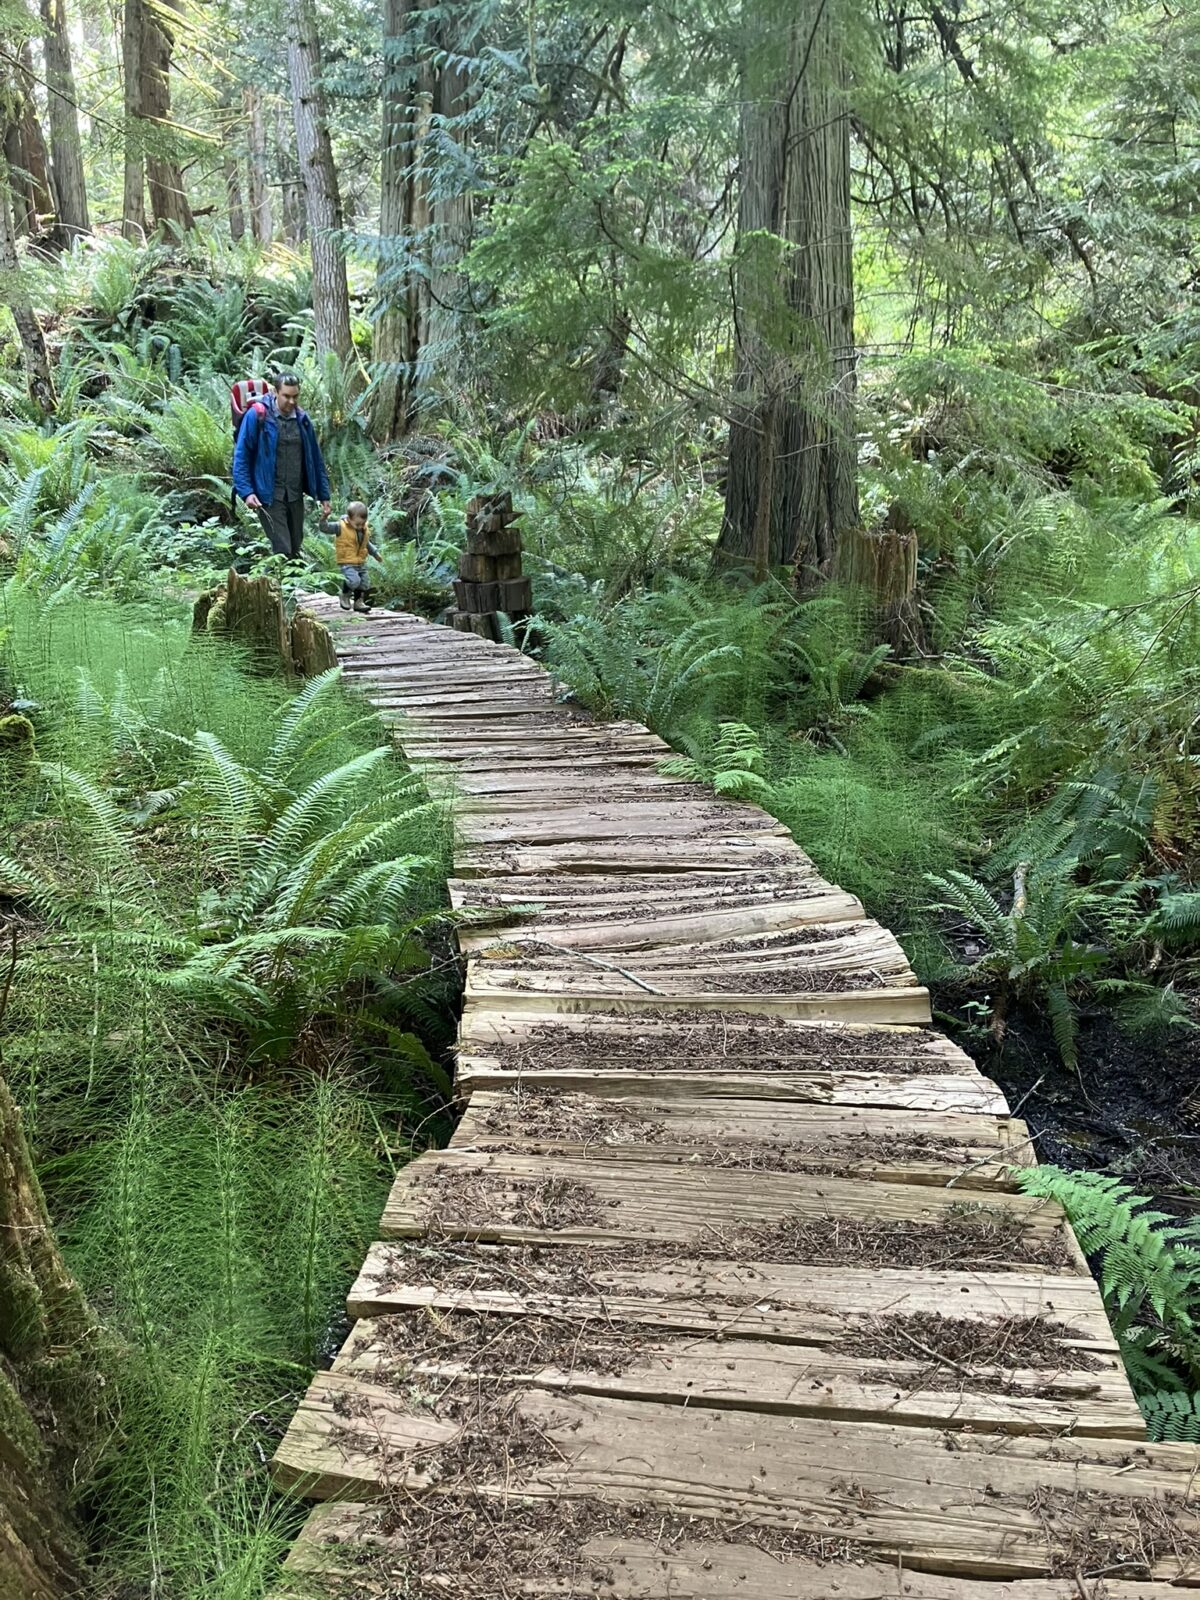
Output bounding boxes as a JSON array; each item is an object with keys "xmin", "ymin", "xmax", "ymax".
[
  {"xmin": 450, "ymin": 768, "xmax": 701, "ymax": 795},
  {"xmin": 449, "ymin": 866, "xmax": 851, "ymax": 909},
  {"xmin": 449, "ymin": 1091, "xmax": 1022, "ymax": 1189},
  {"xmin": 456, "ymin": 892, "xmax": 868, "ymax": 950},
  {"xmin": 453, "ymin": 841, "xmax": 814, "ymax": 876},
  {"xmin": 452, "ymin": 1062, "xmax": 1012, "ymax": 1115},
  {"xmin": 378, "ymin": 1148, "xmax": 1071, "ymax": 1256},
  {"xmin": 347, "ymin": 1245, "xmax": 1120, "ymax": 1348},
  {"xmin": 283, "ymin": 1504, "xmax": 1189, "ymax": 1598},
  {"xmin": 461, "ymin": 975, "xmax": 932, "ymax": 1026},
  {"xmin": 332, "ymin": 1314, "xmax": 1143, "ymax": 1439},
  {"xmin": 456, "ymin": 1007, "xmax": 968, "ymax": 1058},
  {"xmin": 469, "ymin": 921, "xmax": 913, "ymax": 977},
  {"xmin": 455, "ymin": 810, "xmax": 796, "ymax": 845},
  {"xmin": 271, "ymin": 1383, "xmax": 1200, "ymax": 1582}
]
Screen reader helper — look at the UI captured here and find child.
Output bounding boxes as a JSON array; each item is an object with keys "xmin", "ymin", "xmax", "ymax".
[{"xmin": 322, "ymin": 502, "xmax": 380, "ymax": 612}]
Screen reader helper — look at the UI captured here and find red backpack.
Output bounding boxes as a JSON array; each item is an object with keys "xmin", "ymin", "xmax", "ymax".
[{"xmin": 230, "ymin": 379, "xmax": 272, "ymax": 510}]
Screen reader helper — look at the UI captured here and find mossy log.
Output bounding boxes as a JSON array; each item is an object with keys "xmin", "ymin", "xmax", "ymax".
[
  {"xmin": 1, "ymin": 1071, "xmax": 99, "ymax": 1600},
  {"xmin": 291, "ymin": 609, "xmax": 338, "ymax": 677}
]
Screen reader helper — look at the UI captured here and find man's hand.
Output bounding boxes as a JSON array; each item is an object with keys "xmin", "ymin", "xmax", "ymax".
[
  {"xmin": 246, "ymin": 494, "xmax": 263, "ymax": 510},
  {"xmin": 320, "ymin": 501, "xmax": 331, "ymax": 517}
]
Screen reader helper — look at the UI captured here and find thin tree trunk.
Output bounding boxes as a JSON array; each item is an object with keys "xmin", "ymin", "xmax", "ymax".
[
  {"xmin": 245, "ymin": 86, "xmax": 272, "ymax": 243},
  {"xmin": 225, "ymin": 153, "xmax": 245, "ymax": 240},
  {"xmin": 141, "ymin": 0, "xmax": 194, "ymax": 233},
  {"xmin": 121, "ymin": 0, "xmax": 146, "ymax": 239},
  {"xmin": 423, "ymin": 12, "xmax": 475, "ymax": 398},
  {"xmin": 0, "ymin": 156, "xmax": 56, "ymax": 412},
  {"xmin": 276, "ymin": 99, "xmax": 305, "ymax": 243},
  {"xmin": 716, "ymin": 1, "xmax": 859, "ymax": 579},
  {"xmin": 369, "ymin": 0, "xmax": 432, "ymax": 441},
  {"xmin": 41, "ymin": 0, "xmax": 91, "ymax": 240},
  {"xmin": 285, "ymin": 0, "xmax": 352, "ymax": 360}
]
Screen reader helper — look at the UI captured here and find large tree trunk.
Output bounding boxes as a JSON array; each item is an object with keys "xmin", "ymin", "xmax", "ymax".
[
  {"xmin": 41, "ymin": 0, "xmax": 91, "ymax": 240},
  {"xmin": 222, "ymin": 90, "xmax": 245, "ymax": 242},
  {"xmin": 369, "ymin": 0, "xmax": 432, "ymax": 441},
  {"xmin": 716, "ymin": 1, "xmax": 859, "ymax": 581},
  {"xmin": 140, "ymin": 0, "xmax": 194, "ymax": 234},
  {"xmin": 4, "ymin": 43, "xmax": 56, "ymax": 238},
  {"xmin": 285, "ymin": 0, "xmax": 352, "ymax": 360},
  {"xmin": 121, "ymin": 0, "xmax": 146, "ymax": 240},
  {"xmin": 0, "ymin": 1067, "xmax": 97, "ymax": 1600},
  {"xmin": 0, "ymin": 156, "xmax": 56, "ymax": 412},
  {"xmin": 245, "ymin": 86, "xmax": 273, "ymax": 244}
]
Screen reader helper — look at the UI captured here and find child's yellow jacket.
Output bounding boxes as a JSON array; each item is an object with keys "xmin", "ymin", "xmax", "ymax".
[{"xmin": 323, "ymin": 518, "xmax": 379, "ymax": 566}]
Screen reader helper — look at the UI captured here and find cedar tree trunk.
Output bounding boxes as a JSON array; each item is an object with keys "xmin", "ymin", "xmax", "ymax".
[
  {"xmin": 244, "ymin": 86, "xmax": 272, "ymax": 243},
  {"xmin": 140, "ymin": 0, "xmax": 194, "ymax": 234},
  {"xmin": 716, "ymin": 1, "xmax": 859, "ymax": 580},
  {"xmin": 121, "ymin": 0, "xmax": 146, "ymax": 239},
  {"xmin": 369, "ymin": 0, "xmax": 432, "ymax": 440},
  {"xmin": 40, "ymin": 0, "xmax": 90, "ymax": 239},
  {"xmin": 0, "ymin": 156, "xmax": 56, "ymax": 412},
  {"xmin": 285, "ymin": 0, "xmax": 352, "ymax": 359}
]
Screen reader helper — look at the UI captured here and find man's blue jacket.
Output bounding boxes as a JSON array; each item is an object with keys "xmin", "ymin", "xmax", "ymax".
[{"xmin": 232, "ymin": 396, "xmax": 331, "ymax": 505}]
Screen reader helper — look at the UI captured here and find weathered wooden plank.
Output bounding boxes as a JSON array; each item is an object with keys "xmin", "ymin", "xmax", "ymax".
[
  {"xmin": 347, "ymin": 1243, "xmax": 1118, "ymax": 1347},
  {"xmin": 458, "ymin": 894, "xmax": 868, "ymax": 951},
  {"xmin": 451, "ymin": 1089, "xmax": 1022, "ymax": 1188},
  {"xmin": 454, "ymin": 840, "xmax": 814, "ymax": 877},
  {"xmin": 462, "ymin": 976, "xmax": 932, "ymax": 1026},
  {"xmin": 379, "ymin": 1149, "xmax": 1074, "ymax": 1263},
  {"xmin": 272, "ymin": 1383, "xmax": 1200, "ymax": 1581},
  {"xmin": 285, "ymin": 1503, "xmax": 1190, "ymax": 1599},
  {"xmin": 454, "ymin": 1063, "xmax": 1012, "ymax": 1113},
  {"xmin": 333, "ymin": 1306, "xmax": 1142, "ymax": 1437}
]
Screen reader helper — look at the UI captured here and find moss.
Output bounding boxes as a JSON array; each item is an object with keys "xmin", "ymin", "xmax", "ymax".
[{"xmin": 0, "ymin": 714, "xmax": 35, "ymax": 750}]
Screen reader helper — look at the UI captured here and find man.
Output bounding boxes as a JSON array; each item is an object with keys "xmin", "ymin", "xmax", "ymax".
[{"xmin": 232, "ymin": 372, "xmax": 332, "ymax": 558}]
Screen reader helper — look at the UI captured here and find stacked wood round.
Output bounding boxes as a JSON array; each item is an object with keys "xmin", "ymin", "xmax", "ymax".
[{"xmin": 450, "ymin": 492, "xmax": 532, "ymax": 640}]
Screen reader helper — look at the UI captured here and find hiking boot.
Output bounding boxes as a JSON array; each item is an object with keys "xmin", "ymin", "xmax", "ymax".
[
  {"xmin": 354, "ymin": 596, "xmax": 372, "ymax": 613},
  {"xmin": 339, "ymin": 591, "xmax": 352, "ymax": 611}
]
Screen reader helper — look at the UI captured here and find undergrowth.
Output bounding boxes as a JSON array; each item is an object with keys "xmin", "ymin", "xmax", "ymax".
[{"xmin": 0, "ymin": 582, "xmax": 456, "ymax": 1599}]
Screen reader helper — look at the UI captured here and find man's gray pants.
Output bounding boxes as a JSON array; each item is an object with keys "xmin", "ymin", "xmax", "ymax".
[{"xmin": 258, "ymin": 500, "xmax": 305, "ymax": 558}]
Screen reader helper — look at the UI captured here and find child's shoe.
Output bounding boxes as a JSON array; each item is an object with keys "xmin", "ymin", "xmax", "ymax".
[
  {"xmin": 354, "ymin": 596, "xmax": 372, "ymax": 613},
  {"xmin": 339, "ymin": 589, "xmax": 352, "ymax": 611}
]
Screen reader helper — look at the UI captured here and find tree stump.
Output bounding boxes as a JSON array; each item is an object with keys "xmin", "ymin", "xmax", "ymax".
[
  {"xmin": 1, "ymin": 1070, "xmax": 98, "ymax": 1600},
  {"xmin": 451, "ymin": 494, "xmax": 532, "ymax": 642},
  {"xmin": 193, "ymin": 572, "xmax": 340, "ymax": 678},
  {"xmin": 836, "ymin": 506, "xmax": 924, "ymax": 652}
]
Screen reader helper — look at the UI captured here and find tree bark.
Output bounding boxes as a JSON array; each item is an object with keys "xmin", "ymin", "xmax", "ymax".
[
  {"xmin": 244, "ymin": 86, "xmax": 272, "ymax": 244},
  {"xmin": 716, "ymin": 1, "xmax": 859, "ymax": 580},
  {"xmin": 3, "ymin": 43, "xmax": 56, "ymax": 238},
  {"xmin": 0, "ymin": 156, "xmax": 56, "ymax": 413},
  {"xmin": 40, "ymin": 0, "xmax": 91, "ymax": 240},
  {"xmin": 0, "ymin": 1035, "xmax": 100, "ymax": 1600},
  {"xmin": 424, "ymin": 10, "xmax": 475, "ymax": 400},
  {"xmin": 121, "ymin": 0, "xmax": 146, "ymax": 240},
  {"xmin": 276, "ymin": 99, "xmax": 305, "ymax": 244},
  {"xmin": 369, "ymin": 0, "xmax": 432, "ymax": 441},
  {"xmin": 225, "ymin": 152, "xmax": 245, "ymax": 240},
  {"xmin": 285, "ymin": 0, "xmax": 352, "ymax": 360},
  {"xmin": 140, "ymin": 0, "xmax": 194, "ymax": 234}
]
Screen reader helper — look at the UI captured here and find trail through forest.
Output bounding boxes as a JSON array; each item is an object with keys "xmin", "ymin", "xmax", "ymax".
[{"xmin": 2, "ymin": 0, "xmax": 1200, "ymax": 1596}]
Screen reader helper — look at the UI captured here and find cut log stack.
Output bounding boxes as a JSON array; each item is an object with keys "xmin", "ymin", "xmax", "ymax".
[{"xmin": 449, "ymin": 492, "xmax": 532, "ymax": 641}]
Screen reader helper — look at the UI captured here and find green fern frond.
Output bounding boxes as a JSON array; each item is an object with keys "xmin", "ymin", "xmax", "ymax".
[
  {"xmin": 1139, "ymin": 1390, "xmax": 1200, "ymax": 1442},
  {"xmin": 264, "ymin": 668, "xmax": 345, "ymax": 783}
]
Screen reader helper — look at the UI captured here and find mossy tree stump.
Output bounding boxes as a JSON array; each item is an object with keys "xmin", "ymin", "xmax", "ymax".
[{"xmin": 193, "ymin": 570, "xmax": 338, "ymax": 678}]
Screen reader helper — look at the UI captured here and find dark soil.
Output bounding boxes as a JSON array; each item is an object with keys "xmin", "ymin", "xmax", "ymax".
[{"xmin": 936, "ymin": 980, "xmax": 1200, "ymax": 1205}]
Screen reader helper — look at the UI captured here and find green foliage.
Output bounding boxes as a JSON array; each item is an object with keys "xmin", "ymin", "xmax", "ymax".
[
  {"xmin": 660, "ymin": 722, "xmax": 773, "ymax": 804},
  {"xmin": 0, "ymin": 586, "xmax": 454, "ymax": 1600},
  {"xmin": 1018, "ymin": 1167, "xmax": 1200, "ymax": 1419}
]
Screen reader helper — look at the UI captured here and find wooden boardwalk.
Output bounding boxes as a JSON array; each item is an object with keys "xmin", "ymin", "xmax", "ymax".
[{"xmin": 278, "ymin": 605, "xmax": 1200, "ymax": 1597}]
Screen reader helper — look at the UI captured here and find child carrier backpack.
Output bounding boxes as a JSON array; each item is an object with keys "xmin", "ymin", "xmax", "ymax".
[{"xmin": 229, "ymin": 379, "xmax": 272, "ymax": 511}]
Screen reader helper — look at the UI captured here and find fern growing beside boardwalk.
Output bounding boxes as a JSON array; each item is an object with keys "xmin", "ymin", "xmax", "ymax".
[{"xmin": 1018, "ymin": 1166, "xmax": 1200, "ymax": 1438}]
